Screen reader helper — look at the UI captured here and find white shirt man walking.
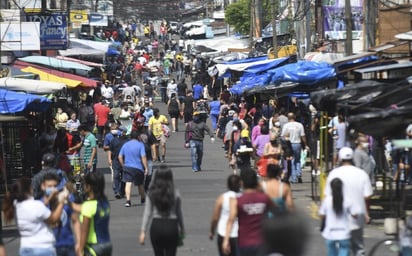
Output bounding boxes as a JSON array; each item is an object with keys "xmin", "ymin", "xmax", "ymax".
[
  {"xmin": 281, "ymin": 112, "xmax": 308, "ymax": 183},
  {"xmin": 324, "ymin": 147, "xmax": 373, "ymax": 256}
]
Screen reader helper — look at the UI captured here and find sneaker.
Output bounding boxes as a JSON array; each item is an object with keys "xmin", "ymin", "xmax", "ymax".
[
  {"xmin": 161, "ymin": 156, "xmax": 165, "ymax": 163},
  {"xmin": 141, "ymin": 197, "xmax": 146, "ymax": 205},
  {"xmin": 115, "ymin": 193, "xmax": 122, "ymax": 199},
  {"xmin": 124, "ymin": 201, "xmax": 131, "ymax": 207},
  {"xmin": 298, "ymin": 176, "xmax": 303, "ymax": 183}
]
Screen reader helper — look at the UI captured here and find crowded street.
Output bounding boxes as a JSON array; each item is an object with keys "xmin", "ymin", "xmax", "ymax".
[{"xmin": 1, "ymin": 99, "xmax": 391, "ymax": 255}]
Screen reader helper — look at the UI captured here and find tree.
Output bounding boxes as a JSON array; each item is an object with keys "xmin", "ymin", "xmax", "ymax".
[
  {"xmin": 225, "ymin": 0, "xmax": 273, "ymax": 36},
  {"xmin": 225, "ymin": 0, "xmax": 251, "ymax": 35}
]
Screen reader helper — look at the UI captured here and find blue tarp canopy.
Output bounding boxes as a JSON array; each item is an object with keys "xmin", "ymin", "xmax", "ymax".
[
  {"xmin": 230, "ymin": 61, "xmax": 336, "ymax": 95},
  {"xmin": 222, "ymin": 56, "xmax": 268, "ymax": 65},
  {"xmin": 0, "ymin": 89, "xmax": 52, "ymax": 114},
  {"xmin": 216, "ymin": 57, "xmax": 289, "ymax": 78}
]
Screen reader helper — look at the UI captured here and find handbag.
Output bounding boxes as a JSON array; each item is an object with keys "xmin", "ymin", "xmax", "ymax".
[{"xmin": 178, "ymin": 233, "xmax": 185, "ymax": 247}]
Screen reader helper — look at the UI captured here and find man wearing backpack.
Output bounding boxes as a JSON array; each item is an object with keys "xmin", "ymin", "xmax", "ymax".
[{"xmin": 109, "ymin": 127, "xmax": 128, "ymax": 199}]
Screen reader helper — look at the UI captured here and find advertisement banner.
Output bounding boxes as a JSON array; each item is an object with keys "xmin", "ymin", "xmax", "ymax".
[
  {"xmin": 0, "ymin": 9, "xmax": 21, "ymax": 22},
  {"xmin": 1, "ymin": 22, "xmax": 41, "ymax": 51},
  {"xmin": 25, "ymin": 11, "xmax": 68, "ymax": 50},
  {"xmin": 70, "ymin": 10, "xmax": 89, "ymax": 25},
  {"xmin": 323, "ymin": 0, "xmax": 363, "ymax": 40},
  {"xmin": 89, "ymin": 13, "xmax": 108, "ymax": 27},
  {"xmin": 97, "ymin": 0, "xmax": 114, "ymax": 17}
]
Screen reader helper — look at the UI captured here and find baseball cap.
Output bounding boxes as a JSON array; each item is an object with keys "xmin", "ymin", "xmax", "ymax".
[
  {"xmin": 228, "ymin": 110, "xmax": 235, "ymax": 116},
  {"xmin": 338, "ymin": 147, "xmax": 353, "ymax": 161}
]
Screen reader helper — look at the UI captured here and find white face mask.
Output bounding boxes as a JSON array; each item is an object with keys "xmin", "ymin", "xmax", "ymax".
[
  {"xmin": 111, "ymin": 129, "xmax": 119, "ymax": 135},
  {"xmin": 232, "ymin": 126, "xmax": 238, "ymax": 132},
  {"xmin": 361, "ymin": 142, "xmax": 369, "ymax": 148}
]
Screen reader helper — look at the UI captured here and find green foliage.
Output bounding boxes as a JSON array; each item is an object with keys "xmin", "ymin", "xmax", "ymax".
[
  {"xmin": 225, "ymin": 0, "xmax": 251, "ymax": 35},
  {"xmin": 225, "ymin": 0, "xmax": 275, "ymax": 35}
]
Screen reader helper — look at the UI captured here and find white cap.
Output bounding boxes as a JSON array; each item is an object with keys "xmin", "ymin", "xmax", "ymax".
[{"xmin": 338, "ymin": 147, "xmax": 353, "ymax": 161}]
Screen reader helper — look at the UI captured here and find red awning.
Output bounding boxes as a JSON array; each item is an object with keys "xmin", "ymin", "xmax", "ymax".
[{"xmin": 14, "ymin": 60, "xmax": 98, "ymax": 88}]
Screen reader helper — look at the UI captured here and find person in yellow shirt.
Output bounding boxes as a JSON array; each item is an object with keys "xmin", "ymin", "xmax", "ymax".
[{"xmin": 148, "ymin": 108, "xmax": 169, "ymax": 163}]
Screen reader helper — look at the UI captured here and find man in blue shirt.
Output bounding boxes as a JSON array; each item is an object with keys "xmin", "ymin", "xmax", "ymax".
[
  {"xmin": 192, "ymin": 83, "xmax": 204, "ymax": 101},
  {"xmin": 118, "ymin": 131, "xmax": 148, "ymax": 207}
]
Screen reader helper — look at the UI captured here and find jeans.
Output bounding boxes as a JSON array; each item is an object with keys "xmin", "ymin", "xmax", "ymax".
[
  {"xmin": 112, "ymin": 160, "xmax": 123, "ymax": 195},
  {"xmin": 291, "ymin": 143, "xmax": 302, "ymax": 182},
  {"xmin": 210, "ymin": 113, "xmax": 219, "ymax": 131},
  {"xmin": 351, "ymin": 228, "xmax": 365, "ymax": 256},
  {"xmin": 190, "ymin": 140, "xmax": 203, "ymax": 171},
  {"xmin": 325, "ymin": 239, "xmax": 351, "ymax": 256},
  {"xmin": 20, "ymin": 247, "xmax": 56, "ymax": 256},
  {"xmin": 56, "ymin": 245, "xmax": 75, "ymax": 256}
]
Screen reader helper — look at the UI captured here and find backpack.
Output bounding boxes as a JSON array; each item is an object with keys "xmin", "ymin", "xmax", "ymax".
[
  {"xmin": 196, "ymin": 101, "xmax": 208, "ymax": 113},
  {"xmin": 110, "ymin": 136, "xmax": 127, "ymax": 161},
  {"xmin": 169, "ymin": 98, "xmax": 179, "ymax": 112},
  {"xmin": 87, "ymin": 106, "xmax": 95, "ymax": 124}
]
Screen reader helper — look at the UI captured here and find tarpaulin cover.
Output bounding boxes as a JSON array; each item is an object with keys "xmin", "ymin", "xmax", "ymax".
[
  {"xmin": 222, "ymin": 56, "xmax": 268, "ymax": 65},
  {"xmin": 0, "ymin": 89, "xmax": 51, "ymax": 114},
  {"xmin": 244, "ymin": 57, "xmax": 289, "ymax": 73},
  {"xmin": 217, "ymin": 57, "xmax": 288, "ymax": 78},
  {"xmin": 230, "ymin": 61, "xmax": 336, "ymax": 95},
  {"xmin": 267, "ymin": 61, "xmax": 336, "ymax": 85},
  {"xmin": 335, "ymin": 55, "xmax": 378, "ymax": 71}
]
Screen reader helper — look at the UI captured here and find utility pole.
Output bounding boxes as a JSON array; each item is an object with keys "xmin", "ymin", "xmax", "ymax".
[
  {"xmin": 271, "ymin": 0, "xmax": 278, "ymax": 58},
  {"xmin": 344, "ymin": 0, "xmax": 353, "ymax": 56},
  {"xmin": 41, "ymin": 0, "xmax": 47, "ymax": 56}
]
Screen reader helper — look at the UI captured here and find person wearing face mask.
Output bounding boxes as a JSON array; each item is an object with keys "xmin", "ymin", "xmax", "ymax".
[
  {"xmin": 353, "ymin": 134, "xmax": 375, "ymax": 187},
  {"xmin": 251, "ymin": 118, "xmax": 266, "ymax": 146}
]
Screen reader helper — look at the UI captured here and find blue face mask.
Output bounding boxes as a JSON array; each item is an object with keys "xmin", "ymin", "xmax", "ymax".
[{"xmin": 45, "ymin": 187, "xmax": 55, "ymax": 196}]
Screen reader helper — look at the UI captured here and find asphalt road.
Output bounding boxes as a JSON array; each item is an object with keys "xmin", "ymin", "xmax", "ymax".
[{"xmin": 3, "ymin": 99, "xmax": 388, "ymax": 256}]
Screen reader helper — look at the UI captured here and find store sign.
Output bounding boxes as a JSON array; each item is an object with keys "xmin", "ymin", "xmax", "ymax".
[
  {"xmin": 0, "ymin": 9, "xmax": 21, "ymax": 22},
  {"xmin": 25, "ymin": 11, "xmax": 68, "ymax": 50},
  {"xmin": 89, "ymin": 13, "xmax": 108, "ymax": 26},
  {"xmin": 97, "ymin": 0, "xmax": 113, "ymax": 16},
  {"xmin": 0, "ymin": 22, "xmax": 40, "ymax": 51},
  {"xmin": 70, "ymin": 10, "xmax": 89, "ymax": 24}
]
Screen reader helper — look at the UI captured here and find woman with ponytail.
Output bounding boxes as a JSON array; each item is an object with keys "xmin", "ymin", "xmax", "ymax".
[
  {"xmin": 3, "ymin": 177, "xmax": 66, "ymax": 256},
  {"xmin": 319, "ymin": 178, "xmax": 360, "ymax": 256}
]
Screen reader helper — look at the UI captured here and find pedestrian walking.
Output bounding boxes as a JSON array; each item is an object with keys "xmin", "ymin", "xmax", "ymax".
[
  {"xmin": 148, "ymin": 108, "xmax": 169, "ymax": 163},
  {"xmin": 209, "ymin": 174, "xmax": 241, "ymax": 256},
  {"xmin": 139, "ymin": 165, "xmax": 185, "ymax": 256},
  {"xmin": 184, "ymin": 112, "xmax": 215, "ymax": 172},
  {"xmin": 108, "ymin": 127, "xmax": 128, "ymax": 199},
  {"xmin": 223, "ymin": 167, "xmax": 274, "ymax": 256},
  {"xmin": 324, "ymin": 147, "xmax": 373, "ymax": 256},
  {"xmin": 76, "ymin": 172, "xmax": 112, "ymax": 256},
  {"xmin": 281, "ymin": 112, "xmax": 308, "ymax": 183},
  {"xmin": 167, "ymin": 93, "xmax": 181, "ymax": 133},
  {"xmin": 118, "ymin": 131, "xmax": 148, "ymax": 207},
  {"xmin": 320, "ymin": 178, "xmax": 360, "ymax": 256},
  {"xmin": 261, "ymin": 164, "xmax": 294, "ymax": 214}
]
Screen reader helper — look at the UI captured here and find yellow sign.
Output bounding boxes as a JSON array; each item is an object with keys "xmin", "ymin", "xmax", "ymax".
[{"xmin": 70, "ymin": 10, "xmax": 88, "ymax": 24}]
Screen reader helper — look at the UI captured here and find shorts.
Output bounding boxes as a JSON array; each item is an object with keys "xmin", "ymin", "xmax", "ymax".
[
  {"xmin": 123, "ymin": 167, "xmax": 144, "ymax": 185},
  {"xmin": 169, "ymin": 111, "xmax": 179, "ymax": 119},
  {"xmin": 155, "ymin": 134, "xmax": 167, "ymax": 145},
  {"xmin": 184, "ymin": 112, "xmax": 193, "ymax": 123}
]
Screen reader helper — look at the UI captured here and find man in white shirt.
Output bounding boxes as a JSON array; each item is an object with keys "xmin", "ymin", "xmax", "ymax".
[
  {"xmin": 281, "ymin": 112, "xmax": 308, "ymax": 183},
  {"xmin": 324, "ymin": 147, "xmax": 373, "ymax": 256},
  {"xmin": 101, "ymin": 80, "xmax": 114, "ymax": 101}
]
